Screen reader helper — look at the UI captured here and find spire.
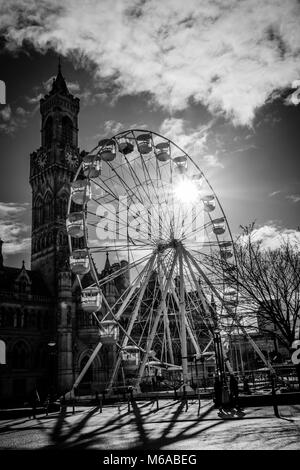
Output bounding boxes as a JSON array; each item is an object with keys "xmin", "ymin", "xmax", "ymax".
[
  {"xmin": 49, "ymin": 58, "xmax": 69, "ymax": 96},
  {"xmin": 104, "ymin": 252, "xmax": 111, "ymax": 273}
]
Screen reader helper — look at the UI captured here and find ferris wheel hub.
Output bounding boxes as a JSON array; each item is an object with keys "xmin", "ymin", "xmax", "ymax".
[{"xmin": 156, "ymin": 239, "xmax": 181, "ymax": 253}]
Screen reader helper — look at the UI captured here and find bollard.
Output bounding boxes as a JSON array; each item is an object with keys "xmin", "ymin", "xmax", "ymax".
[
  {"xmin": 185, "ymin": 398, "xmax": 188, "ymax": 412},
  {"xmin": 99, "ymin": 397, "xmax": 103, "ymax": 414},
  {"xmin": 197, "ymin": 392, "xmax": 201, "ymax": 417},
  {"xmin": 72, "ymin": 399, "xmax": 75, "ymax": 415},
  {"xmin": 156, "ymin": 397, "xmax": 159, "ymax": 411}
]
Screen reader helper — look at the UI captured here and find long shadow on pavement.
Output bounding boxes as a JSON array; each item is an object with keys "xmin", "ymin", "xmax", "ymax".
[{"xmin": 38, "ymin": 399, "xmax": 224, "ymax": 450}]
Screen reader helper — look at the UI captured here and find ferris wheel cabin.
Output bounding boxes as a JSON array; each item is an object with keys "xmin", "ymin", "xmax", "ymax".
[
  {"xmin": 69, "ymin": 249, "xmax": 90, "ymax": 275},
  {"xmin": 70, "ymin": 179, "xmax": 92, "ymax": 205},
  {"xmin": 81, "ymin": 287, "xmax": 102, "ymax": 313},
  {"xmin": 66, "ymin": 212, "xmax": 85, "ymax": 238},
  {"xmin": 99, "ymin": 320, "xmax": 119, "ymax": 344},
  {"xmin": 98, "ymin": 139, "xmax": 116, "ymax": 161}
]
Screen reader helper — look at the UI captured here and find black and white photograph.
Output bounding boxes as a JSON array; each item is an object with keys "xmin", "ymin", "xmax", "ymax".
[{"xmin": 0, "ymin": 0, "xmax": 300, "ymax": 458}]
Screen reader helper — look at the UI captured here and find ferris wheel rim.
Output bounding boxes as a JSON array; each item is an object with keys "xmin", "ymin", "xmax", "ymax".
[
  {"xmin": 67, "ymin": 128, "xmax": 239, "ymax": 322},
  {"xmin": 67, "ymin": 128, "xmax": 240, "ymax": 386}
]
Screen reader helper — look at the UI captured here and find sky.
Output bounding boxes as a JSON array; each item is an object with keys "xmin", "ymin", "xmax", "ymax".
[{"xmin": 0, "ymin": 0, "xmax": 300, "ymax": 268}]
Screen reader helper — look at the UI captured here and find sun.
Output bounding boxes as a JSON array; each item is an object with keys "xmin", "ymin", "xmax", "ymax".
[{"xmin": 173, "ymin": 177, "xmax": 199, "ymax": 204}]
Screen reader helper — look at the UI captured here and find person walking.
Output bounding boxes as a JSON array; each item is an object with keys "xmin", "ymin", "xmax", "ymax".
[
  {"xmin": 229, "ymin": 374, "xmax": 239, "ymax": 409},
  {"xmin": 44, "ymin": 393, "xmax": 50, "ymax": 417},
  {"xmin": 95, "ymin": 390, "xmax": 102, "ymax": 413},
  {"xmin": 243, "ymin": 376, "xmax": 251, "ymax": 395},
  {"xmin": 29, "ymin": 387, "xmax": 40, "ymax": 419}
]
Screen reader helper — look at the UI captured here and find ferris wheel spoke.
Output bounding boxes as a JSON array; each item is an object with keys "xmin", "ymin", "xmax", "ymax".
[
  {"xmin": 105, "ymin": 252, "xmax": 156, "ymax": 323},
  {"xmin": 133, "ymin": 139, "xmax": 174, "ymax": 240},
  {"xmin": 181, "ymin": 219, "xmax": 215, "ymax": 246},
  {"xmin": 121, "ymin": 153, "xmax": 164, "ymax": 227},
  {"xmin": 87, "ymin": 196, "xmax": 155, "ymax": 247}
]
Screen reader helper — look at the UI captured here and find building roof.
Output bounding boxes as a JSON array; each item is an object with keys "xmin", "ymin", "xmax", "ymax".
[
  {"xmin": 0, "ymin": 265, "xmax": 51, "ymax": 297},
  {"xmin": 49, "ymin": 59, "xmax": 70, "ymax": 96}
]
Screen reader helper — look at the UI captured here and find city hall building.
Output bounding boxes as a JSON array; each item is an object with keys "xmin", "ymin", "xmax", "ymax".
[{"xmin": 0, "ymin": 65, "xmax": 128, "ymax": 404}]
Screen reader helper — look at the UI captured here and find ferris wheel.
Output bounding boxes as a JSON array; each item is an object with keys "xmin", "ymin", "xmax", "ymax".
[{"xmin": 66, "ymin": 129, "xmax": 271, "ymax": 395}]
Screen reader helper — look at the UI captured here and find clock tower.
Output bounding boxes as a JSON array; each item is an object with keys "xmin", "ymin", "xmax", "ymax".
[
  {"xmin": 29, "ymin": 62, "xmax": 82, "ymax": 392},
  {"xmin": 30, "ymin": 61, "xmax": 80, "ymax": 295}
]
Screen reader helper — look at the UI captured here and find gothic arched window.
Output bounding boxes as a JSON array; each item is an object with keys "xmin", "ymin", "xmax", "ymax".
[
  {"xmin": 61, "ymin": 116, "xmax": 73, "ymax": 146},
  {"xmin": 80, "ymin": 356, "xmax": 93, "ymax": 383},
  {"xmin": 45, "ymin": 116, "xmax": 53, "ymax": 148},
  {"xmin": 35, "ymin": 344, "xmax": 47, "ymax": 369},
  {"xmin": 34, "ymin": 196, "xmax": 44, "ymax": 227},
  {"xmin": 58, "ymin": 193, "xmax": 68, "ymax": 219},
  {"xmin": 44, "ymin": 191, "xmax": 53, "ymax": 222},
  {"xmin": 12, "ymin": 341, "xmax": 30, "ymax": 369}
]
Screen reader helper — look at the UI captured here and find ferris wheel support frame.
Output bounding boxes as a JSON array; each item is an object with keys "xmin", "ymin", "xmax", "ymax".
[
  {"xmin": 71, "ymin": 253, "xmax": 155, "ymax": 396},
  {"xmin": 184, "ymin": 248, "xmax": 276, "ymax": 375},
  {"xmin": 160, "ymin": 257, "xmax": 203, "ymax": 357},
  {"xmin": 106, "ymin": 253, "xmax": 157, "ymax": 395},
  {"xmin": 72, "ymin": 341, "xmax": 103, "ymax": 393},
  {"xmin": 134, "ymin": 251, "xmax": 178, "ymax": 392},
  {"xmin": 182, "ymin": 249, "xmax": 234, "ymax": 376},
  {"xmin": 178, "ymin": 245, "xmax": 190, "ymax": 389},
  {"xmin": 157, "ymin": 255, "xmax": 175, "ymax": 365}
]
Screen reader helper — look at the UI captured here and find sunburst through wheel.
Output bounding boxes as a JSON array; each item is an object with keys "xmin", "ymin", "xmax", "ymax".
[{"xmin": 66, "ymin": 129, "xmax": 270, "ymax": 395}]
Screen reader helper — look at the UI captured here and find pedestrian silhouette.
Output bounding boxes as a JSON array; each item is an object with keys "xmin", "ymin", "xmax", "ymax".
[
  {"xmin": 44, "ymin": 393, "xmax": 50, "ymax": 416},
  {"xmin": 243, "ymin": 376, "xmax": 251, "ymax": 394},
  {"xmin": 229, "ymin": 374, "xmax": 239, "ymax": 408},
  {"xmin": 29, "ymin": 387, "xmax": 40, "ymax": 419}
]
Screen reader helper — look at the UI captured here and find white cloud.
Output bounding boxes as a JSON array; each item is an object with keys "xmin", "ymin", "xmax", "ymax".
[
  {"xmin": 0, "ymin": 202, "xmax": 29, "ymax": 216},
  {"xmin": 103, "ymin": 120, "xmax": 124, "ymax": 137},
  {"xmin": 201, "ymin": 154, "xmax": 224, "ymax": 169},
  {"xmin": 286, "ymin": 194, "xmax": 300, "ymax": 203},
  {"xmin": 159, "ymin": 117, "xmax": 223, "ymax": 169},
  {"xmin": 1, "ymin": 0, "xmax": 300, "ymax": 126},
  {"xmin": 26, "ymin": 93, "xmax": 43, "ymax": 105},
  {"xmin": 159, "ymin": 117, "xmax": 209, "ymax": 155},
  {"xmin": 241, "ymin": 224, "xmax": 300, "ymax": 250},
  {"xmin": 269, "ymin": 190, "xmax": 281, "ymax": 197},
  {"xmin": 0, "ymin": 202, "xmax": 31, "ymax": 257},
  {"xmin": 0, "ymin": 104, "xmax": 31, "ymax": 134},
  {"xmin": 1, "ymin": 236, "xmax": 31, "ymax": 255},
  {"xmin": 0, "ymin": 105, "xmax": 12, "ymax": 122}
]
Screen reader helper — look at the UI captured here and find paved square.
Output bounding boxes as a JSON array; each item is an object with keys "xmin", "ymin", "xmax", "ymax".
[{"xmin": 0, "ymin": 399, "xmax": 299, "ymax": 450}]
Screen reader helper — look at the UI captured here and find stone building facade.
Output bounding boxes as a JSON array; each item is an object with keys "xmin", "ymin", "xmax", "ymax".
[{"xmin": 0, "ymin": 64, "xmax": 127, "ymax": 404}]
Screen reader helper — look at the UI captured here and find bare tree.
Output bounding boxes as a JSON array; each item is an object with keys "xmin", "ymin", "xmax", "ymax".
[{"xmin": 208, "ymin": 223, "xmax": 300, "ymax": 384}]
